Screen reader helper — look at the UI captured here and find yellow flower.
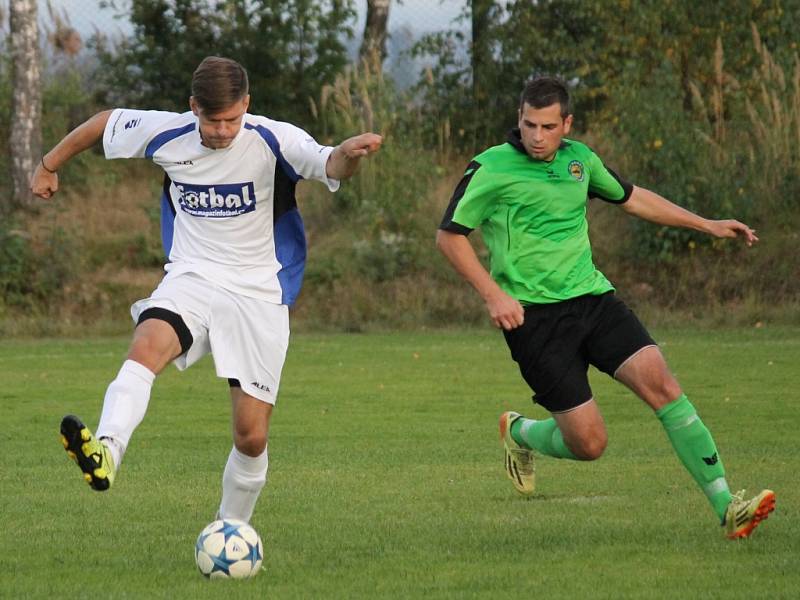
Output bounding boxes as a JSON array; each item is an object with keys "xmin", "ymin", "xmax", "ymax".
[{"xmin": 653, "ymin": 139, "xmax": 663, "ymax": 149}]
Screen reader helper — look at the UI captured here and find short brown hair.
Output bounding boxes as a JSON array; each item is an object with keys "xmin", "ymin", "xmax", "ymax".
[
  {"xmin": 519, "ymin": 77, "xmax": 571, "ymax": 118},
  {"xmin": 191, "ymin": 56, "xmax": 249, "ymax": 113}
]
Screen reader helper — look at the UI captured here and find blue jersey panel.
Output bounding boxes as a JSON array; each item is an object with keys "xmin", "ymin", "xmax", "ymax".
[
  {"xmin": 274, "ymin": 207, "xmax": 307, "ymax": 305},
  {"xmin": 160, "ymin": 193, "xmax": 176, "ymax": 256}
]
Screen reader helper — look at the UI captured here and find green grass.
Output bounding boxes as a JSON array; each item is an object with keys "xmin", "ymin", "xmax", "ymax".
[{"xmin": 1, "ymin": 328, "xmax": 798, "ymax": 598}]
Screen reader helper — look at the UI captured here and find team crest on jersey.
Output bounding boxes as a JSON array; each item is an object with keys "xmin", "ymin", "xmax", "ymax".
[
  {"xmin": 173, "ymin": 181, "xmax": 256, "ymax": 217},
  {"xmin": 568, "ymin": 160, "xmax": 585, "ymax": 181}
]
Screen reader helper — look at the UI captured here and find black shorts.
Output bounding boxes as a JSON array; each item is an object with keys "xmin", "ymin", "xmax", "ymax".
[{"xmin": 502, "ymin": 292, "xmax": 656, "ymax": 413}]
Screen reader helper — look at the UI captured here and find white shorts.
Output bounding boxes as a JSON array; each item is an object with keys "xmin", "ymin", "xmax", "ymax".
[{"xmin": 131, "ymin": 272, "xmax": 289, "ymax": 404}]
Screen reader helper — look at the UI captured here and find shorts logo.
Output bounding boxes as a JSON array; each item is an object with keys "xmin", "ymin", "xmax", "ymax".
[
  {"xmin": 251, "ymin": 381, "xmax": 271, "ymax": 393},
  {"xmin": 568, "ymin": 160, "xmax": 585, "ymax": 181},
  {"xmin": 173, "ymin": 181, "xmax": 256, "ymax": 217},
  {"xmin": 124, "ymin": 118, "xmax": 142, "ymax": 130}
]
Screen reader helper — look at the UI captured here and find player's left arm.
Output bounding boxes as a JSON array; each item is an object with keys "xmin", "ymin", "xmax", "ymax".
[
  {"xmin": 621, "ymin": 185, "xmax": 759, "ymax": 246},
  {"xmin": 326, "ymin": 133, "xmax": 383, "ymax": 180}
]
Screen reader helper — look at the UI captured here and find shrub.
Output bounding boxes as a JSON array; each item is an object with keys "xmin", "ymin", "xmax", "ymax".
[
  {"xmin": 306, "ymin": 56, "xmax": 447, "ymax": 283},
  {"xmin": 0, "ymin": 219, "xmax": 80, "ymax": 310},
  {"xmin": 595, "ymin": 28, "xmax": 800, "ymax": 261}
]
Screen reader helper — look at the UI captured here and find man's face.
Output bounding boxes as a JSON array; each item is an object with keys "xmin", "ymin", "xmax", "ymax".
[
  {"xmin": 190, "ymin": 95, "xmax": 250, "ymax": 149},
  {"xmin": 517, "ymin": 102, "xmax": 573, "ymax": 162}
]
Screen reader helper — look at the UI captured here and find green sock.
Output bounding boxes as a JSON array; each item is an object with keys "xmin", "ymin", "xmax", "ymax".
[
  {"xmin": 656, "ymin": 394, "xmax": 732, "ymax": 521},
  {"xmin": 511, "ymin": 417, "xmax": 577, "ymax": 460}
]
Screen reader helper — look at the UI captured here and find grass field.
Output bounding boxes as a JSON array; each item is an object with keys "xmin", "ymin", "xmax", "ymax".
[{"xmin": 1, "ymin": 327, "xmax": 798, "ymax": 598}]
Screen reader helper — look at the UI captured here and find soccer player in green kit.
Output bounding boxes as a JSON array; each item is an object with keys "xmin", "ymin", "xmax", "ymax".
[{"xmin": 437, "ymin": 77, "xmax": 775, "ymax": 539}]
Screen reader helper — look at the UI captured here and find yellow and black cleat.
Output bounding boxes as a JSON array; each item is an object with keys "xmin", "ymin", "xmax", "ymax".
[
  {"xmin": 60, "ymin": 415, "xmax": 115, "ymax": 492},
  {"xmin": 724, "ymin": 489, "xmax": 776, "ymax": 539},
  {"xmin": 499, "ymin": 411, "xmax": 535, "ymax": 496}
]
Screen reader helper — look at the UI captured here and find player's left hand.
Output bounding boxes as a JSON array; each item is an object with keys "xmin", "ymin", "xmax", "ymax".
[
  {"xmin": 705, "ymin": 219, "xmax": 759, "ymax": 247},
  {"xmin": 339, "ymin": 133, "xmax": 383, "ymax": 158}
]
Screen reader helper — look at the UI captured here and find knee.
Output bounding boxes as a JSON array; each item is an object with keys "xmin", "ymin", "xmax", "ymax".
[
  {"xmin": 663, "ymin": 377, "xmax": 683, "ymax": 401},
  {"xmin": 233, "ymin": 429, "xmax": 267, "ymax": 457},
  {"xmin": 128, "ymin": 321, "xmax": 182, "ymax": 374},
  {"xmin": 128, "ymin": 336, "xmax": 173, "ymax": 374},
  {"xmin": 569, "ymin": 432, "xmax": 608, "ymax": 461},
  {"xmin": 648, "ymin": 376, "xmax": 683, "ymax": 409}
]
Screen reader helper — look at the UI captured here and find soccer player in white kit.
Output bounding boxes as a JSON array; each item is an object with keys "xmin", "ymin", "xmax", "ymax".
[{"xmin": 30, "ymin": 56, "xmax": 382, "ymax": 523}]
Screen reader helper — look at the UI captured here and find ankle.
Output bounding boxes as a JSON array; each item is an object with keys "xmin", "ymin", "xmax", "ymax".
[
  {"xmin": 100, "ymin": 436, "xmax": 123, "ymax": 468},
  {"xmin": 510, "ymin": 418, "xmax": 532, "ymax": 449}
]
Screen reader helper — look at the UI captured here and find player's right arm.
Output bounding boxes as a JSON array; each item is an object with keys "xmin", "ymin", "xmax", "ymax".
[
  {"xmin": 30, "ymin": 110, "xmax": 113, "ymax": 199},
  {"xmin": 436, "ymin": 230, "xmax": 524, "ymax": 330},
  {"xmin": 437, "ymin": 159, "xmax": 524, "ymax": 330}
]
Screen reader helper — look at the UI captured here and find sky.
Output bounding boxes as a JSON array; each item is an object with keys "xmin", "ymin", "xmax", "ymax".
[{"xmin": 37, "ymin": 0, "xmax": 465, "ymax": 40}]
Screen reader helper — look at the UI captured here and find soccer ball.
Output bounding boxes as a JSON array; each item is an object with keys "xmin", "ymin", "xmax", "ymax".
[{"xmin": 194, "ymin": 519, "xmax": 263, "ymax": 579}]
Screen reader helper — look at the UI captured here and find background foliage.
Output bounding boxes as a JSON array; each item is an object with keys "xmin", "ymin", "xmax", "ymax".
[
  {"xmin": 93, "ymin": 0, "xmax": 355, "ymax": 123},
  {"xmin": 1, "ymin": 0, "xmax": 798, "ymax": 333}
]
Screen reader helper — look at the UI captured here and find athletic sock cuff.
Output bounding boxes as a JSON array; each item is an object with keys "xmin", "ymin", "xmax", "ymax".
[
  {"xmin": 655, "ymin": 393, "xmax": 697, "ymax": 430},
  {"xmin": 230, "ymin": 446, "xmax": 269, "ymax": 475},
  {"xmin": 120, "ymin": 359, "xmax": 156, "ymax": 385}
]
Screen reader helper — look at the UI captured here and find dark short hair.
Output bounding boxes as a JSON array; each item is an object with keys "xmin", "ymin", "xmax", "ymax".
[
  {"xmin": 191, "ymin": 56, "xmax": 249, "ymax": 113},
  {"xmin": 519, "ymin": 77, "xmax": 571, "ymax": 118}
]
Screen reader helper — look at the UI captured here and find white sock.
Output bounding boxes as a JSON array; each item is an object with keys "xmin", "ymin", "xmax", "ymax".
[
  {"xmin": 218, "ymin": 446, "xmax": 269, "ymax": 523},
  {"xmin": 95, "ymin": 359, "xmax": 155, "ymax": 467}
]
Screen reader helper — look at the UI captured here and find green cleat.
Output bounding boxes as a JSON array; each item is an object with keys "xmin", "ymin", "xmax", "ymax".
[
  {"xmin": 499, "ymin": 411, "xmax": 535, "ymax": 496},
  {"xmin": 60, "ymin": 415, "xmax": 116, "ymax": 491},
  {"xmin": 724, "ymin": 489, "xmax": 775, "ymax": 539}
]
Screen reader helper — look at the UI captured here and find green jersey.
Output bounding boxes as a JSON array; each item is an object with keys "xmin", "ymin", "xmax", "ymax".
[{"xmin": 439, "ymin": 129, "xmax": 633, "ymax": 304}]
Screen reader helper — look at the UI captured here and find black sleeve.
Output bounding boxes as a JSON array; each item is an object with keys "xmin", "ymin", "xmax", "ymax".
[
  {"xmin": 438, "ymin": 160, "xmax": 481, "ymax": 235},
  {"xmin": 589, "ymin": 167, "xmax": 634, "ymax": 204}
]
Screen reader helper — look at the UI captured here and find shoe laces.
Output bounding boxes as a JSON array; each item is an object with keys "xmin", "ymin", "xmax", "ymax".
[
  {"xmin": 730, "ymin": 489, "xmax": 746, "ymax": 504},
  {"xmin": 508, "ymin": 447, "xmax": 533, "ymax": 470},
  {"xmin": 726, "ymin": 490, "xmax": 751, "ymax": 520}
]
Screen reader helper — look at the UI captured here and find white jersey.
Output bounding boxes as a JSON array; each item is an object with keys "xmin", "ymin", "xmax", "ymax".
[{"xmin": 103, "ymin": 108, "xmax": 339, "ymax": 305}]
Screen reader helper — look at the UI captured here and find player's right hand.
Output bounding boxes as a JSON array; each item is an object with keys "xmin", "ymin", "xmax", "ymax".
[
  {"xmin": 30, "ymin": 164, "xmax": 58, "ymax": 199},
  {"xmin": 486, "ymin": 290, "xmax": 525, "ymax": 330}
]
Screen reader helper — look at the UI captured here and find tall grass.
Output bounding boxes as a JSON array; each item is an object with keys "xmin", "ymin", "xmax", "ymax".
[
  {"xmin": 690, "ymin": 25, "xmax": 800, "ymax": 204},
  {"xmin": 744, "ymin": 23, "xmax": 800, "ymax": 204},
  {"xmin": 293, "ymin": 55, "xmax": 483, "ymax": 331}
]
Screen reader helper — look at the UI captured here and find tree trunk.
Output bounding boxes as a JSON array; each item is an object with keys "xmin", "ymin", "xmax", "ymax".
[
  {"xmin": 359, "ymin": 0, "xmax": 391, "ymax": 68},
  {"xmin": 470, "ymin": 0, "xmax": 493, "ymax": 145},
  {"xmin": 9, "ymin": 0, "xmax": 41, "ymax": 211}
]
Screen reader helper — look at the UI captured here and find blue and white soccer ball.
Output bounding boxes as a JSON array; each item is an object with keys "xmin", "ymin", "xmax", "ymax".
[{"xmin": 195, "ymin": 519, "xmax": 263, "ymax": 579}]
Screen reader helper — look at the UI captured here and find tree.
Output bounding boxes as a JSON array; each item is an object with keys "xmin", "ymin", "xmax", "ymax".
[
  {"xmin": 359, "ymin": 0, "xmax": 391, "ymax": 67},
  {"xmin": 470, "ymin": 0, "xmax": 500, "ymax": 146},
  {"xmin": 8, "ymin": 0, "xmax": 41, "ymax": 211},
  {"xmin": 93, "ymin": 0, "xmax": 356, "ymax": 127},
  {"xmin": 413, "ymin": 0, "xmax": 800, "ymax": 151}
]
